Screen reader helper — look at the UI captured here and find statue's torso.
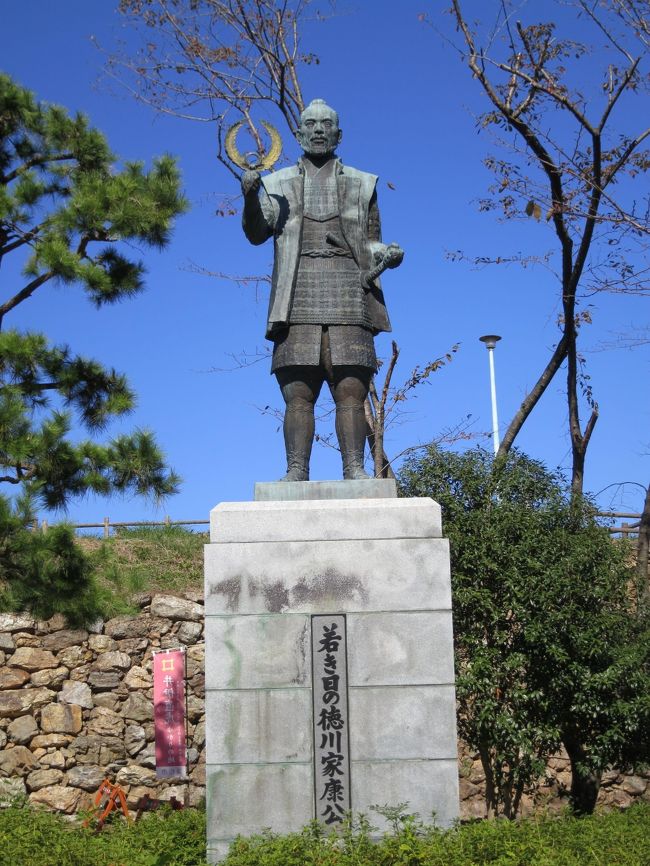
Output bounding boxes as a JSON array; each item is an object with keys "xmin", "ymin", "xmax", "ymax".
[{"xmin": 288, "ymin": 160, "xmax": 370, "ymax": 328}]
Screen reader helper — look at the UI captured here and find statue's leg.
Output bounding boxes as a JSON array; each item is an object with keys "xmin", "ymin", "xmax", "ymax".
[
  {"xmin": 275, "ymin": 367, "xmax": 322, "ymax": 482},
  {"xmin": 331, "ymin": 367, "xmax": 372, "ymax": 480}
]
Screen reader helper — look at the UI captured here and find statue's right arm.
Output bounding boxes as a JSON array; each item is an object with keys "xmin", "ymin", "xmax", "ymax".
[{"xmin": 241, "ymin": 170, "xmax": 276, "ymax": 245}]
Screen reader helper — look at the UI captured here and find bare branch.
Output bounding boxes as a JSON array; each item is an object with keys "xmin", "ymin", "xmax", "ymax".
[
  {"xmin": 107, "ymin": 0, "xmax": 319, "ymax": 175},
  {"xmin": 207, "ymin": 345, "xmax": 272, "ymax": 372},
  {"xmin": 450, "ymin": 1, "xmax": 574, "ymax": 268},
  {"xmin": 385, "ymin": 416, "xmax": 489, "ymax": 470},
  {"xmin": 594, "ymin": 325, "xmax": 650, "ymax": 350},
  {"xmin": 577, "ymin": 0, "xmax": 635, "ymax": 62},
  {"xmin": 380, "ymin": 340, "xmax": 400, "ymax": 415},
  {"xmin": 448, "ymin": 0, "xmax": 650, "ymax": 496},
  {"xmin": 184, "ymin": 259, "xmax": 270, "ymax": 286}
]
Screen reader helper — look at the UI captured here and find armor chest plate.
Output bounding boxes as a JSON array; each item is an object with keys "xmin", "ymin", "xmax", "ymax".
[{"xmin": 303, "ymin": 168, "xmax": 338, "ymax": 221}]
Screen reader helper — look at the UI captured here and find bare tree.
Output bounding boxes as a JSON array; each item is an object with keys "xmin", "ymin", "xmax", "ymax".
[
  {"xmin": 365, "ymin": 341, "xmax": 462, "ymax": 478},
  {"xmin": 440, "ymin": 0, "xmax": 650, "ymax": 496},
  {"xmin": 109, "ymin": 0, "xmax": 323, "ymax": 176}
]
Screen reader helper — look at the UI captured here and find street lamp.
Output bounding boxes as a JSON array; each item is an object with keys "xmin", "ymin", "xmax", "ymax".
[{"xmin": 479, "ymin": 334, "xmax": 502, "ymax": 455}]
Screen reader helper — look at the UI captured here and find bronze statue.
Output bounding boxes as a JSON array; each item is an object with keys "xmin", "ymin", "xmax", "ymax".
[{"xmin": 240, "ymin": 99, "xmax": 404, "ymax": 481}]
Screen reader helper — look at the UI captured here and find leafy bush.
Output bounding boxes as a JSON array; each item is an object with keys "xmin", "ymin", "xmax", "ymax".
[
  {"xmin": 0, "ymin": 803, "xmax": 208, "ymax": 866},
  {"xmin": 1, "ymin": 802, "xmax": 648, "ymax": 866},
  {"xmin": 224, "ymin": 805, "xmax": 650, "ymax": 865},
  {"xmin": 399, "ymin": 447, "xmax": 650, "ymax": 816}
]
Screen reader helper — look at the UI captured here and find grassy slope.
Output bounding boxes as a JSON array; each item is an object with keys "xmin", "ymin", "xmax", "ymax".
[{"xmin": 77, "ymin": 526, "xmax": 206, "ymax": 615}]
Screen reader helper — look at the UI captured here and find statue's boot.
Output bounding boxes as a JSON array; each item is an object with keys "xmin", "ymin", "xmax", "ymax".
[
  {"xmin": 280, "ymin": 461, "xmax": 309, "ymax": 482},
  {"xmin": 280, "ymin": 403, "xmax": 313, "ymax": 482},
  {"xmin": 336, "ymin": 403, "xmax": 371, "ymax": 480}
]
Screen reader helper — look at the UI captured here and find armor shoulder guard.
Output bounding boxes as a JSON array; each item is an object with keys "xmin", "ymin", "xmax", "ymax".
[
  {"xmin": 262, "ymin": 165, "xmax": 301, "ymax": 196},
  {"xmin": 339, "ymin": 164, "xmax": 379, "ymax": 203}
]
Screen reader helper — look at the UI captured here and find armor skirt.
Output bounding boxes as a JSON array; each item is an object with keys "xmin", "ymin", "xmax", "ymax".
[{"xmin": 271, "ymin": 324, "xmax": 377, "ymax": 373}]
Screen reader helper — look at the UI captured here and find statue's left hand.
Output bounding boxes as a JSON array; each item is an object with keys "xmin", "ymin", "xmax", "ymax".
[{"xmin": 383, "ymin": 243, "xmax": 404, "ymax": 269}]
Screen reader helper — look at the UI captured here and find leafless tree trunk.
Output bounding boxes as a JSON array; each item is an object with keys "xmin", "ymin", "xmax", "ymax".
[
  {"xmin": 367, "ymin": 341, "xmax": 399, "ymax": 478},
  {"xmin": 498, "ymin": 336, "xmax": 568, "ymax": 456},
  {"xmin": 447, "ymin": 0, "xmax": 650, "ymax": 497}
]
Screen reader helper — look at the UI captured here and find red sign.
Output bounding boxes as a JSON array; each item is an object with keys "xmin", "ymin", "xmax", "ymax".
[{"xmin": 153, "ymin": 649, "xmax": 187, "ymax": 779}]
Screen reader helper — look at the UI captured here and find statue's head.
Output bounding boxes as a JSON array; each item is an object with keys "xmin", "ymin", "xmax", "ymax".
[{"xmin": 296, "ymin": 99, "xmax": 342, "ymax": 158}]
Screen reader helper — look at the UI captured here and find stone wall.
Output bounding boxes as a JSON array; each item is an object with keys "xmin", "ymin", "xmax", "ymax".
[
  {"xmin": 0, "ymin": 596, "xmax": 647, "ymax": 818},
  {"xmin": 0, "ymin": 594, "xmax": 205, "ymax": 813},
  {"xmin": 458, "ymin": 743, "xmax": 650, "ymax": 819}
]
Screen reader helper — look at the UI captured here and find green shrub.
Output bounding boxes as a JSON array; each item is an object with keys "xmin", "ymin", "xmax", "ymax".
[
  {"xmin": 0, "ymin": 502, "xmax": 105, "ymax": 627},
  {"xmin": 0, "ymin": 523, "xmax": 207, "ymax": 624},
  {"xmin": 222, "ymin": 805, "xmax": 650, "ymax": 865},
  {"xmin": 0, "ymin": 803, "xmax": 208, "ymax": 866},
  {"xmin": 1, "ymin": 803, "xmax": 648, "ymax": 866}
]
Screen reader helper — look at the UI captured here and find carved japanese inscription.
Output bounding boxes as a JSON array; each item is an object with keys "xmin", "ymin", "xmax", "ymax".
[{"xmin": 311, "ymin": 614, "xmax": 351, "ymax": 824}]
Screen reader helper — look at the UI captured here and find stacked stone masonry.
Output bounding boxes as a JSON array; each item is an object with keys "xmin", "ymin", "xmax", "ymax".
[
  {"xmin": 0, "ymin": 597, "xmax": 205, "ymax": 814},
  {"xmin": 0, "ymin": 599, "xmax": 647, "ymax": 817}
]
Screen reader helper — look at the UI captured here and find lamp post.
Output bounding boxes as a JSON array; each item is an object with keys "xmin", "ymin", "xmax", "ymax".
[{"xmin": 479, "ymin": 335, "xmax": 502, "ymax": 455}]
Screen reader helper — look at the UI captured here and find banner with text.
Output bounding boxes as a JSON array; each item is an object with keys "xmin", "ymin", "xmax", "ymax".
[{"xmin": 153, "ymin": 648, "xmax": 187, "ymax": 779}]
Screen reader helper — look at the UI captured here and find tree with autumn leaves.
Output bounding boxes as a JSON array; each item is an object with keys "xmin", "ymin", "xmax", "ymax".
[{"xmin": 440, "ymin": 0, "xmax": 650, "ymax": 498}]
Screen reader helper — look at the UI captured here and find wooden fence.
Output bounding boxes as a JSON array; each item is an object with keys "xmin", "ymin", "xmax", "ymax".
[
  {"xmin": 35, "ymin": 516, "xmax": 210, "ymax": 539},
  {"xmin": 33, "ymin": 512, "xmax": 642, "ymax": 539},
  {"xmin": 598, "ymin": 512, "xmax": 642, "ymax": 538}
]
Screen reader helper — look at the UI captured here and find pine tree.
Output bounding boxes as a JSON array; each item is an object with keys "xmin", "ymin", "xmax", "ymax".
[{"xmin": 0, "ymin": 74, "xmax": 188, "ymax": 619}]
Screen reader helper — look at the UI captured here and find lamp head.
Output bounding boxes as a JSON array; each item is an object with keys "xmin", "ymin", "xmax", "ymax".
[{"xmin": 479, "ymin": 334, "xmax": 502, "ymax": 350}]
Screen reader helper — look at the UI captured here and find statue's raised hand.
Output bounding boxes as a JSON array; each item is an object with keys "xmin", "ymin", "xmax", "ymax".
[{"xmin": 241, "ymin": 170, "xmax": 262, "ymax": 197}]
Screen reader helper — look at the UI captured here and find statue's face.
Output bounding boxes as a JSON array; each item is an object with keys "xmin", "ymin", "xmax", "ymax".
[{"xmin": 297, "ymin": 103, "xmax": 342, "ymax": 157}]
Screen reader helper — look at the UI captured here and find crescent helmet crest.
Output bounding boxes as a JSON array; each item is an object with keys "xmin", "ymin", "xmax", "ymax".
[{"xmin": 224, "ymin": 120, "xmax": 282, "ymax": 171}]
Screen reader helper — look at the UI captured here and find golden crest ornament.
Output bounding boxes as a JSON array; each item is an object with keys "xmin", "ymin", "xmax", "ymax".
[{"xmin": 224, "ymin": 120, "xmax": 282, "ymax": 171}]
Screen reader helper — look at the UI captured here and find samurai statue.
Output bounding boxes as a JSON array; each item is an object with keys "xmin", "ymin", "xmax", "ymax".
[{"xmin": 241, "ymin": 98, "xmax": 404, "ymax": 481}]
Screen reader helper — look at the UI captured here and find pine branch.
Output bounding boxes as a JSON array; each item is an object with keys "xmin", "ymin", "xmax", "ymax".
[
  {"xmin": 1, "ymin": 152, "xmax": 75, "ymax": 185},
  {"xmin": 0, "ymin": 221, "xmax": 48, "ymax": 257},
  {"xmin": 0, "ymin": 271, "xmax": 54, "ymax": 328}
]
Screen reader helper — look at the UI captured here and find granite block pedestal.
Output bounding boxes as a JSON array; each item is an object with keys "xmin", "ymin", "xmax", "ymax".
[{"xmin": 204, "ymin": 481, "xmax": 459, "ymax": 862}]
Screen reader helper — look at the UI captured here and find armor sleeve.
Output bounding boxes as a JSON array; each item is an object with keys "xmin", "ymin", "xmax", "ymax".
[
  {"xmin": 242, "ymin": 188, "xmax": 277, "ymax": 246},
  {"xmin": 367, "ymin": 189, "xmax": 382, "ymax": 244}
]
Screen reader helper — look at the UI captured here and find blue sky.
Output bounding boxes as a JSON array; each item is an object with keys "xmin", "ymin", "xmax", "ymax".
[{"xmin": 2, "ymin": 0, "xmax": 648, "ymax": 526}]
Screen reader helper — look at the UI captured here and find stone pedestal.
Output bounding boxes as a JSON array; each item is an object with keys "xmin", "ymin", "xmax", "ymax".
[{"xmin": 204, "ymin": 482, "xmax": 458, "ymax": 862}]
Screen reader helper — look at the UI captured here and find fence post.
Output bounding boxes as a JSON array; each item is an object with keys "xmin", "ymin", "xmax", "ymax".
[{"xmin": 103, "ymin": 517, "xmax": 110, "ymax": 539}]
